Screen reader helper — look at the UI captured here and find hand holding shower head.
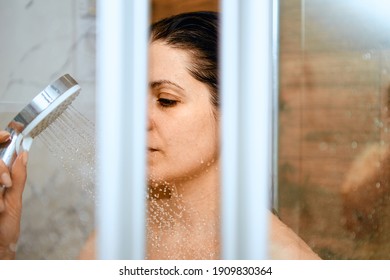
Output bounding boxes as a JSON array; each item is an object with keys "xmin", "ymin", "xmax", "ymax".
[{"xmin": 0, "ymin": 74, "xmax": 81, "ymax": 169}]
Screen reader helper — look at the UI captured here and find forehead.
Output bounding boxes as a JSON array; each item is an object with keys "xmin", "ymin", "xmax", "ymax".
[
  {"xmin": 149, "ymin": 41, "xmax": 214, "ymax": 107},
  {"xmin": 149, "ymin": 41, "xmax": 193, "ymax": 80}
]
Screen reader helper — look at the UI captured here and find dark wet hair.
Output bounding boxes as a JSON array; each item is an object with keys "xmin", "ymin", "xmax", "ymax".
[{"xmin": 151, "ymin": 11, "xmax": 219, "ymax": 108}]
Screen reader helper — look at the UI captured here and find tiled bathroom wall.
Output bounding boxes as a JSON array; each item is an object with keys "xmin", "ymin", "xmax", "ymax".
[{"xmin": 0, "ymin": 0, "xmax": 96, "ymax": 259}]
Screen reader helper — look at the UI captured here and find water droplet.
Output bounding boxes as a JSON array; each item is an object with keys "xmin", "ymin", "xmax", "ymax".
[
  {"xmin": 319, "ymin": 142, "xmax": 328, "ymax": 151},
  {"xmin": 38, "ymin": 105, "xmax": 96, "ymax": 198},
  {"xmin": 362, "ymin": 52, "xmax": 372, "ymax": 60},
  {"xmin": 374, "ymin": 118, "xmax": 383, "ymax": 128}
]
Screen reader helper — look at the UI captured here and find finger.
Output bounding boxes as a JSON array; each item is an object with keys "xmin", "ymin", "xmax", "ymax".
[
  {"xmin": 8, "ymin": 152, "xmax": 28, "ymax": 202},
  {"xmin": 0, "ymin": 158, "xmax": 11, "ymax": 212},
  {"xmin": 8, "ymin": 121, "xmax": 24, "ymax": 132},
  {"xmin": 0, "ymin": 187, "xmax": 5, "ymax": 213},
  {"xmin": 0, "ymin": 159, "xmax": 12, "ymax": 188},
  {"xmin": 0, "ymin": 131, "xmax": 10, "ymax": 143}
]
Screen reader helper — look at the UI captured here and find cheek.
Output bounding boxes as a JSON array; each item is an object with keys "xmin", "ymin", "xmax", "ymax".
[{"xmin": 173, "ymin": 113, "xmax": 218, "ymax": 158}]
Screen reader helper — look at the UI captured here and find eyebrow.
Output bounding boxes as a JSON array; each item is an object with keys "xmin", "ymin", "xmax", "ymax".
[{"xmin": 149, "ymin": 80, "xmax": 184, "ymax": 91}]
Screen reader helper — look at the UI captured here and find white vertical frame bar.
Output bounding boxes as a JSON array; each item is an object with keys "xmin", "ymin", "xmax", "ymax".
[
  {"xmin": 272, "ymin": 0, "xmax": 280, "ymax": 212},
  {"xmin": 221, "ymin": 0, "xmax": 273, "ymax": 259},
  {"xmin": 96, "ymin": 0, "xmax": 149, "ymax": 259},
  {"xmin": 220, "ymin": 0, "xmax": 240, "ymax": 260}
]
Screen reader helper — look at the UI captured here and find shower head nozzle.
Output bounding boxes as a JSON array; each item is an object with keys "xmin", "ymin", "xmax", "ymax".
[{"xmin": 0, "ymin": 74, "xmax": 81, "ymax": 169}]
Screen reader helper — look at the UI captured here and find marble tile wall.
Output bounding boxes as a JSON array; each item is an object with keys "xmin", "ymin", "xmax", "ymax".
[{"xmin": 0, "ymin": 0, "xmax": 96, "ymax": 259}]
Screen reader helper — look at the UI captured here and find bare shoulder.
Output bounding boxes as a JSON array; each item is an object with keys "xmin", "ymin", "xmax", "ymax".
[
  {"xmin": 78, "ymin": 231, "xmax": 97, "ymax": 260},
  {"xmin": 268, "ymin": 212, "xmax": 321, "ymax": 260},
  {"xmin": 78, "ymin": 215, "xmax": 320, "ymax": 260}
]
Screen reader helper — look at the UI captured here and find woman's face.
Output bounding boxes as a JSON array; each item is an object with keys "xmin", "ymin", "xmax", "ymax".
[{"xmin": 147, "ymin": 41, "xmax": 219, "ymax": 184}]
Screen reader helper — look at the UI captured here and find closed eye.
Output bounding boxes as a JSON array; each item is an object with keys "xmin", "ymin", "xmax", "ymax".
[{"xmin": 157, "ymin": 98, "xmax": 178, "ymax": 108}]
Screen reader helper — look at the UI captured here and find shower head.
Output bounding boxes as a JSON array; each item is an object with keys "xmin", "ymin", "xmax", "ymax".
[{"xmin": 0, "ymin": 74, "xmax": 81, "ymax": 169}]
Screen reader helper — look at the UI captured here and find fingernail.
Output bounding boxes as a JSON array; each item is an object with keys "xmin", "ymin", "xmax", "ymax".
[
  {"xmin": 21, "ymin": 152, "xmax": 28, "ymax": 166},
  {"xmin": 1, "ymin": 173, "xmax": 12, "ymax": 188},
  {"xmin": 0, "ymin": 131, "xmax": 11, "ymax": 142}
]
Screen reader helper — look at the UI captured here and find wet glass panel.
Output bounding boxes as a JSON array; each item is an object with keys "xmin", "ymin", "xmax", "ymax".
[{"xmin": 278, "ymin": 0, "xmax": 390, "ymax": 259}]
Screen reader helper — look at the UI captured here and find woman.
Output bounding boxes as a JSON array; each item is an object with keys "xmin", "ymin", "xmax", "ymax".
[{"xmin": 1, "ymin": 11, "xmax": 319, "ymax": 260}]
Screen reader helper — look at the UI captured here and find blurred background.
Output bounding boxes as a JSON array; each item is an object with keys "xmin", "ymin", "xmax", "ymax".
[
  {"xmin": 1, "ymin": 0, "xmax": 390, "ymax": 259},
  {"xmin": 278, "ymin": 0, "xmax": 390, "ymax": 259}
]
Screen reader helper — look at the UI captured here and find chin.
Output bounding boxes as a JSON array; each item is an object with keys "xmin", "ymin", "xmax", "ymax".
[{"xmin": 147, "ymin": 169, "xmax": 167, "ymax": 184}]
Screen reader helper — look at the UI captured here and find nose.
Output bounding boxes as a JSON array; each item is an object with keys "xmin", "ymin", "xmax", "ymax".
[
  {"xmin": 147, "ymin": 114, "xmax": 153, "ymax": 131},
  {"xmin": 147, "ymin": 99, "xmax": 154, "ymax": 131}
]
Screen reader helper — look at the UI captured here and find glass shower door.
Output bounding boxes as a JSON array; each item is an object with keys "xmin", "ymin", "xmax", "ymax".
[{"xmin": 278, "ymin": 0, "xmax": 390, "ymax": 259}]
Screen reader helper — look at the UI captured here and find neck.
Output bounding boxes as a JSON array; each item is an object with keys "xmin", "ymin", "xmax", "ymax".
[{"xmin": 146, "ymin": 160, "xmax": 220, "ymax": 259}]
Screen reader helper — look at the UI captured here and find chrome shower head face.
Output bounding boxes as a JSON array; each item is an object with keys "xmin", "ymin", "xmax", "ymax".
[{"xmin": 0, "ymin": 74, "xmax": 81, "ymax": 168}]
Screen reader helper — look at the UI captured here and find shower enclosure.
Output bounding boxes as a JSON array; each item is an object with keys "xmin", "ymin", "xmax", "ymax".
[{"xmin": 1, "ymin": 0, "xmax": 389, "ymax": 260}]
